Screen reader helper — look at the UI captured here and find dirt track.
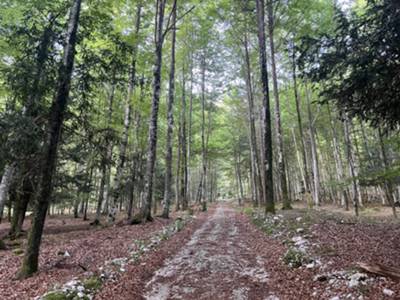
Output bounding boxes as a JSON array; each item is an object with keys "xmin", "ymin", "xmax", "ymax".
[{"xmin": 143, "ymin": 205, "xmax": 276, "ymax": 300}]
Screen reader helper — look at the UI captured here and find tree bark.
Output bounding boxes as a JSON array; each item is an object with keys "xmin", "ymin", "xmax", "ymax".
[
  {"xmin": 19, "ymin": 0, "xmax": 82, "ymax": 277},
  {"xmin": 187, "ymin": 51, "xmax": 194, "ymax": 203},
  {"xmin": 0, "ymin": 165, "xmax": 15, "ymax": 223},
  {"xmin": 306, "ymin": 85, "xmax": 320, "ymax": 206},
  {"xmin": 255, "ymin": 0, "xmax": 275, "ymax": 214},
  {"xmin": 243, "ymin": 33, "xmax": 263, "ymax": 207},
  {"xmin": 291, "ymin": 43, "xmax": 311, "ymax": 194},
  {"xmin": 327, "ymin": 104, "xmax": 349, "ymax": 210},
  {"xmin": 162, "ymin": 0, "xmax": 177, "ymax": 219},
  {"xmin": 343, "ymin": 114, "xmax": 359, "ymax": 217},
  {"xmin": 93, "ymin": 83, "xmax": 115, "ymax": 225},
  {"xmin": 180, "ymin": 65, "xmax": 188, "ymax": 211},
  {"xmin": 378, "ymin": 128, "xmax": 397, "ymax": 218},
  {"xmin": 140, "ymin": 0, "xmax": 166, "ymax": 221},
  {"xmin": 200, "ymin": 53, "xmax": 207, "ymax": 208},
  {"xmin": 267, "ymin": 0, "xmax": 290, "ymax": 209},
  {"xmin": 110, "ymin": 3, "xmax": 142, "ymax": 214}
]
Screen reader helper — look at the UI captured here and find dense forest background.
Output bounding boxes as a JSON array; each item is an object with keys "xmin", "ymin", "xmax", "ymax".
[{"xmin": 0, "ymin": 0, "xmax": 399, "ymax": 281}]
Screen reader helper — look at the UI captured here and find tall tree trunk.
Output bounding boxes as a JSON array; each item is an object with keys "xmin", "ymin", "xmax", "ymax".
[
  {"xmin": 291, "ymin": 43, "xmax": 311, "ymax": 194},
  {"xmin": 0, "ymin": 165, "xmax": 15, "ymax": 223},
  {"xmin": 127, "ymin": 78, "xmax": 145, "ymax": 222},
  {"xmin": 187, "ymin": 51, "xmax": 194, "ymax": 203},
  {"xmin": 200, "ymin": 53, "xmax": 207, "ymax": 210},
  {"xmin": 93, "ymin": 84, "xmax": 115, "ymax": 225},
  {"xmin": 267, "ymin": 0, "xmax": 290, "ymax": 209},
  {"xmin": 378, "ymin": 128, "xmax": 397, "ymax": 218},
  {"xmin": 255, "ymin": 0, "xmax": 275, "ymax": 214},
  {"xmin": 140, "ymin": 0, "xmax": 166, "ymax": 221},
  {"xmin": 162, "ymin": 0, "xmax": 177, "ymax": 219},
  {"xmin": 110, "ymin": 3, "xmax": 142, "ymax": 213},
  {"xmin": 19, "ymin": 0, "xmax": 82, "ymax": 278},
  {"xmin": 235, "ymin": 148, "xmax": 244, "ymax": 206},
  {"xmin": 343, "ymin": 114, "xmax": 359, "ymax": 217},
  {"xmin": 243, "ymin": 33, "xmax": 263, "ymax": 206},
  {"xmin": 10, "ymin": 179, "xmax": 31, "ymax": 238},
  {"xmin": 306, "ymin": 85, "xmax": 320, "ymax": 206},
  {"xmin": 83, "ymin": 166, "xmax": 94, "ymax": 221},
  {"xmin": 175, "ymin": 123, "xmax": 181, "ymax": 211},
  {"xmin": 180, "ymin": 65, "xmax": 189, "ymax": 210},
  {"xmin": 327, "ymin": 104, "xmax": 349, "ymax": 210}
]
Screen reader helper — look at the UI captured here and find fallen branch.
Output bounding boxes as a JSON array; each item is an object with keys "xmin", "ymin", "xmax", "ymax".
[{"xmin": 356, "ymin": 262, "xmax": 400, "ymax": 281}]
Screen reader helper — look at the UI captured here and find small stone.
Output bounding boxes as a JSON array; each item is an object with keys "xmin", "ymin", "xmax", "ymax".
[
  {"xmin": 348, "ymin": 273, "xmax": 367, "ymax": 288},
  {"xmin": 77, "ymin": 291, "xmax": 85, "ymax": 298},
  {"xmin": 77, "ymin": 285, "xmax": 85, "ymax": 292},
  {"xmin": 330, "ymin": 297, "xmax": 340, "ymax": 300},
  {"xmin": 314, "ymin": 274, "xmax": 328, "ymax": 282},
  {"xmin": 383, "ymin": 288, "xmax": 394, "ymax": 296},
  {"xmin": 265, "ymin": 295, "xmax": 280, "ymax": 300},
  {"xmin": 296, "ymin": 228, "xmax": 305, "ymax": 233},
  {"xmin": 306, "ymin": 262, "xmax": 315, "ymax": 269},
  {"xmin": 296, "ymin": 217, "xmax": 302, "ymax": 222}
]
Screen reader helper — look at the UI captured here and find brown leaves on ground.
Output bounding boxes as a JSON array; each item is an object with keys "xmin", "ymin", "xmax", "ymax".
[
  {"xmin": 1, "ymin": 205, "xmax": 400, "ymax": 300},
  {"xmin": 311, "ymin": 217, "xmax": 400, "ymax": 299},
  {"xmin": 0, "ymin": 214, "xmax": 172, "ymax": 300}
]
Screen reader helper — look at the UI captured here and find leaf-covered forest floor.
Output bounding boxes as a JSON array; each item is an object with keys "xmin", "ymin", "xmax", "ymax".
[
  {"xmin": 0, "ymin": 202, "xmax": 400, "ymax": 299},
  {"xmin": 0, "ymin": 213, "xmax": 175, "ymax": 299}
]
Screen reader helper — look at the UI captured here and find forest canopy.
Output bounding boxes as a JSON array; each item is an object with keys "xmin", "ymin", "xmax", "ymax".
[{"xmin": 298, "ymin": 0, "xmax": 400, "ymax": 129}]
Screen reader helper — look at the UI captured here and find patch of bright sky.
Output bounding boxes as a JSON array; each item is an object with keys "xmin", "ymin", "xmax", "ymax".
[{"xmin": 337, "ymin": 0, "xmax": 354, "ymax": 11}]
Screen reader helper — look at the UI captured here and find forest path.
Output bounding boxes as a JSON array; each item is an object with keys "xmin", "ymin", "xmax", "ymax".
[{"xmin": 143, "ymin": 204, "xmax": 276, "ymax": 300}]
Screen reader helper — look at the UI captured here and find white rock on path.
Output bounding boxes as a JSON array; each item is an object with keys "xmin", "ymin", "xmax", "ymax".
[{"xmin": 383, "ymin": 288, "xmax": 394, "ymax": 296}]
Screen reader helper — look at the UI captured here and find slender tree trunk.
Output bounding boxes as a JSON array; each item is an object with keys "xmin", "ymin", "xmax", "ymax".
[
  {"xmin": 267, "ymin": 0, "xmax": 290, "ymax": 209},
  {"xmin": 291, "ymin": 44, "xmax": 311, "ymax": 194},
  {"xmin": 19, "ymin": 0, "xmax": 82, "ymax": 278},
  {"xmin": 243, "ymin": 33, "xmax": 263, "ymax": 206},
  {"xmin": 180, "ymin": 66, "xmax": 188, "ymax": 210},
  {"xmin": 83, "ymin": 166, "xmax": 94, "ymax": 221},
  {"xmin": 0, "ymin": 165, "xmax": 15, "ymax": 223},
  {"xmin": 110, "ymin": 4, "xmax": 142, "ymax": 214},
  {"xmin": 127, "ymin": 79, "xmax": 145, "ymax": 222},
  {"xmin": 187, "ymin": 51, "xmax": 194, "ymax": 203},
  {"xmin": 378, "ymin": 128, "xmax": 397, "ymax": 218},
  {"xmin": 235, "ymin": 149, "xmax": 244, "ymax": 205},
  {"xmin": 200, "ymin": 53, "xmax": 207, "ymax": 211},
  {"xmin": 256, "ymin": 0, "xmax": 275, "ymax": 214},
  {"xmin": 306, "ymin": 85, "xmax": 320, "ymax": 206},
  {"xmin": 327, "ymin": 104, "xmax": 349, "ymax": 210},
  {"xmin": 162, "ymin": 0, "xmax": 177, "ymax": 219},
  {"xmin": 140, "ymin": 0, "xmax": 166, "ymax": 221},
  {"xmin": 10, "ymin": 180, "xmax": 31, "ymax": 238},
  {"xmin": 351, "ymin": 127, "xmax": 363, "ymax": 206},
  {"xmin": 93, "ymin": 83, "xmax": 115, "ymax": 225},
  {"xmin": 175, "ymin": 126, "xmax": 181, "ymax": 211},
  {"xmin": 343, "ymin": 114, "xmax": 359, "ymax": 217}
]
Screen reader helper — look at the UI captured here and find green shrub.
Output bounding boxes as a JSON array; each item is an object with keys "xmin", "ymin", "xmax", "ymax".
[
  {"xmin": 83, "ymin": 276, "xmax": 102, "ymax": 291},
  {"xmin": 42, "ymin": 292, "xmax": 69, "ymax": 300},
  {"xmin": 243, "ymin": 207, "xmax": 253, "ymax": 216},
  {"xmin": 175, "ymin": 218, "xmax": 183, "ymax": 232},
  {"xmin": 283, "ymin": 248, "xmax": 307, "ymax": 268}
]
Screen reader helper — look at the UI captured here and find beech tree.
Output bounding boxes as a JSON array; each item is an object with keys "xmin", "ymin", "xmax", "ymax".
[{"xmin": 255, "ymin": 0, "xmax": 275, "ymax": 213}]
